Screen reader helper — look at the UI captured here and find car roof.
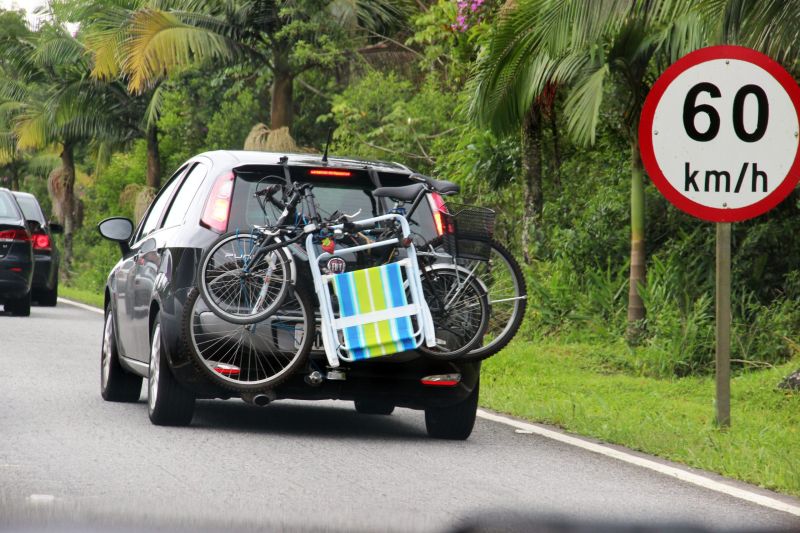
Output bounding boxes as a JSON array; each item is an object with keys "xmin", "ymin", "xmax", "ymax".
[
  {"xmin": 196, "ymin": 150, "xmax": 414, "ymax": 174},
  {"xmin": 11, "ymin": 191, "xmax": 35, "ymax": 199}
]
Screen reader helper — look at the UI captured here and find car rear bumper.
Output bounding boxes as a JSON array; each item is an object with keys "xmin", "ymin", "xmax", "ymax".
[{"xmin": 0, "ymin": 266, "xmax": 33, "ymax": 300}]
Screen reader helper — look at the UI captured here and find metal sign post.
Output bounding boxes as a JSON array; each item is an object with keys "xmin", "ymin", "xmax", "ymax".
[
  {"xmin": 715, "ymin": 222, "xmax": 731, "ymax": 427},
  {"xmin": 639, "ymin": 46, "xmax": 800, "ymax": 428}
]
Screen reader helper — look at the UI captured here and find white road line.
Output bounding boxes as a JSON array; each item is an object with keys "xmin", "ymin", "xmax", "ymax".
[
  {"xmin": 477, "ymin": 409, "xmax": 800, "ymax": 517},
  {"xmin": 57, "ymin": 297, "xmax": 103, "ymax": 315},
  {"xmin": 27, "ymin": 494, "xmax": 55, "ymax": 504}
]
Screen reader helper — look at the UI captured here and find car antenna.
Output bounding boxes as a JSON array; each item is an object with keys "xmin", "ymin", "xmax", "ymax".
[{"xmin": 321, "ymin": 127, "xmax": 333, "ymax": 164}]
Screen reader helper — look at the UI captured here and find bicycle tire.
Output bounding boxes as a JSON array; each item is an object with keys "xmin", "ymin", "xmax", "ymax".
[
  {"xmin": 183, "ymin": 284, "xmax": 314, "ymax": 392},
  {"xmin": 460, "ymin": 239, "xmax": 527, "ymax": 361},
  {"xmin": 418, "ymin": 265, "xmax": 489, "ymax": 360},
  {"xmin": 198, "ymin": 231, "xmax": 293, "ymax": 325}
]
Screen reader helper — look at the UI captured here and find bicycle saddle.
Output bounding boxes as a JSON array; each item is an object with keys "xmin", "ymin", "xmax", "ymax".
[
  {"xmin": 373, "ymin": 175, "xmax": 460, "ymax": 201},
  {"xmin": 372, "ymin": 183, "xmax": 426, "ymax": 202}
]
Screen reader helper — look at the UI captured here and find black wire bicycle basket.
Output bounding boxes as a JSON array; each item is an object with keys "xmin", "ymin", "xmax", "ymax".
[{"xmin": 442, "ymin": 203, "xmax": 496, "ymax": 261}]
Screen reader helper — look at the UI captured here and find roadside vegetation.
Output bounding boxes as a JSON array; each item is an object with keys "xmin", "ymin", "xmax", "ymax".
[{"xmin": 1, "ymin": 0, "xmax": 799, "ymax": 494}]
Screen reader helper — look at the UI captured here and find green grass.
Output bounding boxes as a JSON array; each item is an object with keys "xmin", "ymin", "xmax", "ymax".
[
  {"xmin": 481, "ymin": 341, "xmax": 800, "ymax": 497},
  {"xmin": 60, "ymin": 286, "xmax": 103, "ymax": 309}
]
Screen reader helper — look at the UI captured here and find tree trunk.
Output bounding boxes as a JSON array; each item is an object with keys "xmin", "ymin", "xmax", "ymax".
[
  {"xmin": 146, "ymin": 124, "xmax": 161, "ymax": 190},
  {"xmin": 270, "ymin": 52, "xmax": 293, "ymax": 131},
  {"xmin": 627, "ymin": 135, "xmax": 646, "ymax": 342},
  {"xmin": 60, "ymin": 143, "xmax": 76, "ymax": 279},
  {"xmin": 520, "ymin": 106, "xmax": 544, "ymax": 264},
  {"xmin": 550, "ymin": 105, "xmax": 562, "ymax": 192}
]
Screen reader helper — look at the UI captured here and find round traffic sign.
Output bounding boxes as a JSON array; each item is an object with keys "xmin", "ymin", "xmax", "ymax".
[{"xmin": 639, "ymin": 46, "xmax": 800, "ymax": 222}]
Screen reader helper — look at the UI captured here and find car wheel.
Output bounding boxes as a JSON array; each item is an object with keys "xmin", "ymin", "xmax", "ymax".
[
  {"xmin": 354, "ymin": 399, "xmax": 395, "ymax": 415},
  {"xmin": 37, "ymin": 280, "xmax": 58, "ymax": 307},
  {"xmin": 148, "ymin": 315, "xmax": 195, "ymax": 426},
  {"xmin": 100, "ymin": 309, "xmax": 142, "ymax": 402},
  {"xmin": 6, "ymin": 291, "xmax": 31, "ymax": 316},
  {"xmin": 424, "ymin": 380, "xmax": 479, "ymax": 440}
]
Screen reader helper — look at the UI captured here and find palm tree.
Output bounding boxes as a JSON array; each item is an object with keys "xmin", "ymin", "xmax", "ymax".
[
  {"xmin": 471, "ymin": 0, "xmax": 706, "ymax": 338},
  {"xmin": 103, "ymin": 0, "xmax": 407, "ymax": 136},
  {"xmin": 0, "ymin": 22, "xmax": 133, "ymax": 272},
  {"xmin": 71, "ymin": 0, "xmax": 168, "ymax": 188}
]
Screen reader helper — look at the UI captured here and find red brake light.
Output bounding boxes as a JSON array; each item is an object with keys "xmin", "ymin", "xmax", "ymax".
[
  {"xmin": 308, "ymin": 169, "xmax": 352, "ymax": 178},
  {"xmin": 214, "ymin": 363, "xmax": 240, "ymax": 376},
  {"xmin": 0, "ymin": 229, "xmax": 30, "ymax": 242},
  {"xmin": 428, "ymin": 192, "xmax": 452, "ymax": 236},
  {"xmin": 420, "ymin": 373, "xmax": 461, "ymax": 387},
  {"xmin": 201, "ymin": 172, "xmax": 235, "ymax": 232},
  {"xmin": 32, "ymin": 233, "xmax": 51, "ymax": 251}
]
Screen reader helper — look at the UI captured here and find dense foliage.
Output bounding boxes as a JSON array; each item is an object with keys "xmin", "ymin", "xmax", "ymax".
[{"xmin": 1, "ymin": 0, "xmax": 800, "ymax": 379}]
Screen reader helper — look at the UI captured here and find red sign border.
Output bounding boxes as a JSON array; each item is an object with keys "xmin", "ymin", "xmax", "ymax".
[{"xmin": 639, "ymin": 45, "xmax": 800, "ymax": 222}]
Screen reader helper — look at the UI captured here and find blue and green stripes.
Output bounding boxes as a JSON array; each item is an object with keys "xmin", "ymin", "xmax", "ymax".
[{"xmin": 331, "ymin": 262, "xmax": 417, "ymax": 360}]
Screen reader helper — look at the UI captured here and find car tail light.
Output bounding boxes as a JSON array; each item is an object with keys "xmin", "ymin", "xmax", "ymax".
[
  {"xmin": 0, "ymin": 229, "xmax": 30, "ymax": 242},
  {"xmin": 420, "ymin": 373, "xmax": 461, "ymax": 387},
  {"xmin": 427, "ymin": 192, "xmax": 452, "ymax": 236},
  {"xmin": 201, "ymin": 171, "xmax": 235, "ymax": 232},
  {"xmin": 32, "ymin": 232, "xmax": 51, "ymax": 251},
  {"xmin": 214, "ymin": 363, "xmax": 240, "ymax": 376},
  {"xmin": 308, "ymin": 169, "xmax": 352, "ymax": 178}
]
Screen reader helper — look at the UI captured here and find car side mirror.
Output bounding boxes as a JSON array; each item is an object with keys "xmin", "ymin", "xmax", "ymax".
[
  {"xmin": 98, "ymin": 217, "xmax": 133, "ymax": 255},
  {"xmin": 48, "ymin": 222, "xmax": 63, "ymax": 234},
  {"xmin": 26, "ymin": 219, "xmax": 42, "ymax": 233}
]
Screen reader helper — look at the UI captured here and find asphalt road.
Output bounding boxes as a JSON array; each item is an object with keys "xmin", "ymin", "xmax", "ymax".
[{"xmin": 1, "ymin": 303, "xmax": 799, "ymax": 533}]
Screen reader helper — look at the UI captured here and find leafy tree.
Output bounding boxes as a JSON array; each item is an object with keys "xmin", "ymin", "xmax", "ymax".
[
  {"xmin": 0, "ymin": 21, "xmax": 134, "ymax": 272},
  {"xmin": 471, "ymin": 0, "xmax": 706, "ymax": 338},
  {"xmin": 103, "ymin": 0, "xmax": 407, "ymax": 138}
]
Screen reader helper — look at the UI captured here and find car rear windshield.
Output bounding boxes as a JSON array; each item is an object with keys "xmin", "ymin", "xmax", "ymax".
[
  {"xmin": 0, "ymin": 192, "xmax": 22, "ymax": 222},
  {"xmin": 13, "ymin": 195, "xmax": 44, "ymax": 224},
  {"xmin": 227, "ymin": 165, "xmax": 438, "ymax": 242}
]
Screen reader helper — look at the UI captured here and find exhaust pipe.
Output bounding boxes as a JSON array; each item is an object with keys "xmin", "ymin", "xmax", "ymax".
[
  {"xmin": 304, "ymin": 371, "xmax": 324, "ymax": 387},
  {"xmin": 242, "ymin": 390, "xmax": 275, "ymax": 407}
]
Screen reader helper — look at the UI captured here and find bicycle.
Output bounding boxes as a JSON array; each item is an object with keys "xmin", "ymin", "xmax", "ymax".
[{"xmin": 371, "ymin": 173, "xmax": 527, "ymax": 361}]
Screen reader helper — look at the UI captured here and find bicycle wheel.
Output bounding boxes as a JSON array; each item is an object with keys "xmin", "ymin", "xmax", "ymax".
[
  {"xmin": 418, "ymin": 265, "xmax": 489, "ymax": 360},
  {"xmin": 199, "ymin": 231, "xmax": 293, "ymax": 325},
  {"xmin": 183, "ymin": 285, "xmax": 314, "ymax": 392},
  {"xmin": 459, "ymin": 240, "xmax": 527, "ymax": 360}
]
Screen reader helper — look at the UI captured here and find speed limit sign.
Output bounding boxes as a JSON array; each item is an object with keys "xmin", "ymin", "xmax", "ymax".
[{"xmin": 639, "ymin": 45, "xmax": 800, "ymax": 222}]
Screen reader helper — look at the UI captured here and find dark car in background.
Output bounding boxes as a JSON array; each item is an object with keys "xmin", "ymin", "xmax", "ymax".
[
  {"xmin": 0, "ymin": 188, "xmax": 33, "ymax": 316},
  {"xmin": 11, "ymin": 192, "xmax": 62, "ymax": 306},
  {"xmin": 98, "ymin": 151, "xmax": 480, "ymax": 438}
]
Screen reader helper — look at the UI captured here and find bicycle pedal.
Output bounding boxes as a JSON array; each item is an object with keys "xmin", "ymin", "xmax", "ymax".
[{"xmin": 326, "ymin": 369, "xmax": 347, "ymax": 381}]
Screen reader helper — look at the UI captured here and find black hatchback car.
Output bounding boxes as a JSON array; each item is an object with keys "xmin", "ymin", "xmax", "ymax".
[
  {"xmin": 11, "ymin": 192, "xmax": 62, "ymax": 306},
  {"xmin": 98, "ymin": 151, "xmax": 480, "ymax": 439},
  {"xmin": 0, "ymin": 188, "xmax": 33, "ymax": 316}
]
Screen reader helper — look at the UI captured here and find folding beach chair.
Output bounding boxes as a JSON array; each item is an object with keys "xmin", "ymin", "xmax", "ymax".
[{"xmin": 306, "ymin": 214, "xmax": 436, "ymax": 368}]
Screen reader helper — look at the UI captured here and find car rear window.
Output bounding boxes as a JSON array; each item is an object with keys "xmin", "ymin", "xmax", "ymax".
[
  {"xmin": 13, "ymin": 195, "xmax": 44, "ymax": 224},
  {"xmin": 227, "ymin": 165, "xmax": 438, "ymax": 241},
  {"xmin": 0, "ymin": 192, "xmax": 22, "ymax": 222}
]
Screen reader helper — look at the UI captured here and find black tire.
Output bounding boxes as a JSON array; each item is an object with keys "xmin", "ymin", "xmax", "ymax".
[
  {"xmin": 354, "ymin": 399, "xmax": 395, "ymax": 415},
  {"xmin": 6, "ymin": 291, "xmax": 31, "ymax": 316},
  {"xmin": 460, "ymin": 240, "xmax": 526, "ymax": 361},
  {"xmin": 418, "ymin": 266, "xmax": 489, "ymax": 360},
  {"xmin": 198, "ymin": 231, "xmax": 293, "ymax": 325},
  {"xmin": 183, "ymin": 284, "xmax": 314, "ymax": 392},
  {"xmin": 148, "ymin": 315, "xmax": 195, "ymax": 426},
  {"xmin": 36, "ymin": 279, "xmax": 58, "ymax": 307},
  {"xmin": 424, "ymin": 380, "xmax": 479, "ymax": 440},
  {"xmin": 100, "ymin": 308, "xmax": 142, "ymax": 402}
]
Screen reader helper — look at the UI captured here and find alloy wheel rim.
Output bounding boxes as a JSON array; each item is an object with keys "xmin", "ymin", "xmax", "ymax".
[{"xmin": 148, "ymin": 324, "xmax": 161, "ymax": 412}]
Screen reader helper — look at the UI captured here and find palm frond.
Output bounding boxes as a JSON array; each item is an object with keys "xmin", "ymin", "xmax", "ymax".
[
  {"xmin": 122, "ymin": 8, "xmax": 237, "ymax": 93},
  {"xmin": 563, "ymin": 63, "xmax": 610, "ymax": 146}
]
